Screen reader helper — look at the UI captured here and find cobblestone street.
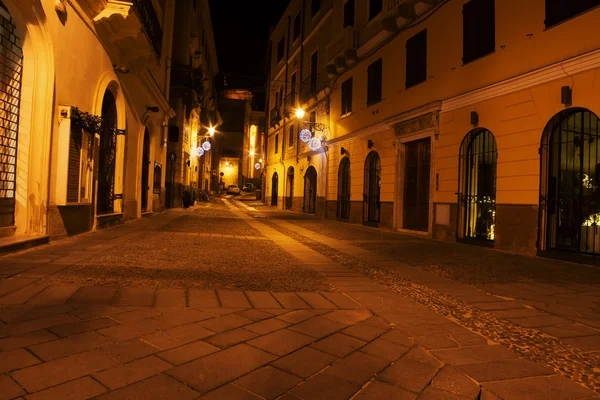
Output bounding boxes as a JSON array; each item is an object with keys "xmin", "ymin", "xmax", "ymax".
[{"xmin": 0, "ymin": 198, "xmax": 599, "ymax": 399}]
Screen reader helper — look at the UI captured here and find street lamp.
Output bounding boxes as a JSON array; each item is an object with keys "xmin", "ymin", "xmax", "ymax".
[
  {"xmin": 208, "ymin": 126, "xmax": 215, "ymax": 136},
  {"xmin": 295, "ymin": 108, "xmax": 305, "ymax": 119},
  {"xmin": 249, "ymin": 150, "xmax": 255, "ymax": 157}
]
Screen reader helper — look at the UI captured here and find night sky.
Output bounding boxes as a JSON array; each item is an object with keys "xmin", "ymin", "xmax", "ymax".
[{"xmin": 209, "ymin": 1, "xmax": 289, "ymax": 111}]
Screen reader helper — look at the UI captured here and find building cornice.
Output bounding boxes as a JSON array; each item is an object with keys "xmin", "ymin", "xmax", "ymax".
[
  {"xmin": 441, "ymin": 48, "xmax": 600, "ymax": 113},
  {"xmin": 327, "ymin": 122, "xmax": 389, "ymax": 147},
  {"xmin": 385, "ymin": 101, "xmax": 442, "ymax": 126}
]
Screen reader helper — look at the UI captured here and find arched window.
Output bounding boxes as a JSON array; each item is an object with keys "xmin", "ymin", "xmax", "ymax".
[
  {"xmin": 0, "ymin": 4, "xmax": 22, "ymax": 227},
  {"xmin": 271, "ymin": 172, "xmax": 279, "ymax": 206},
  {"xmin": 337, "ymin": 157, "xmax": 351, "ymax": 219},
  {"xmin": 540, "ymin": 108, "xmax": 600, "ymax": 255},
  {"xmin": 458, "ymin": 129, "xmax": 497, "ymax": 242},
  {"xmin": 363, "ymin": 151, "xmax": 381, "ymax": 224},
  {"xmin": 303, "ymin": 166, "xmax": 317, "ymax": 214}
]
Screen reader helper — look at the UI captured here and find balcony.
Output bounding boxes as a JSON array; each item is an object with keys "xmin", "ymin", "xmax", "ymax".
[
  {"xmin": 325, "ymin": 26, "xmax": 358, "ymax": 75},
  {"xmin": 300, "ymin": 75, "xmax": 326, "ymax": 104},
  {"xmin": 76, "ymin": 0, "xmax": 163, "ymax": 73},
  {"xmin": 171, "ymin": 65, "xmax": 204, "ymax": 94},
  {"xmin": 269, "ymin": 107, "xmax": 282, "ymax": 127},
  {"xmin": 382, "ymin": 0, "xmax": 439, "ymax": 33}
]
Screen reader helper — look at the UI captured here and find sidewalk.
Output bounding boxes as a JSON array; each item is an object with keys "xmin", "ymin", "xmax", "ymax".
[{"xmin": 0, "ymin": 200, "xmax": 597, "ymax": 399}]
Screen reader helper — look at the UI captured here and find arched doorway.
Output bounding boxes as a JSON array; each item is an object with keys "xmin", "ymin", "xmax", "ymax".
[
  {"xmin": 540, "ymin": 108, "xmax": 600, "ymax": 255},
  {"xmin": 457, "ymin": 129, "xmax": 497, "ymax": 242},
  {"xmin": 0, "ymin": 3, "xmax": 22, "ymax": 228},
  {"xmin": 271, "ymin": 172, "xmax": 279, "ymax": 206},
  {"xmin": 141, "ymin": 129, "xmax": 150, "ymax": 212},
  {"xmin": 286, "ymin": 167, "xmax": 294, "ymax": 210},
  {"xmin": 337, "ymin": 157, "xmax": 351, "ymax": 219},
  {"xmin": 97, "ymin": 91, "xmax": 118, "ymax": 215},
  {"xmin": 363, "ymin": 151, "xmax": 380, "ymax": 224},
  {"xmin": 303, "ymin": 166, "xmax": 317, "ymax": 214}
]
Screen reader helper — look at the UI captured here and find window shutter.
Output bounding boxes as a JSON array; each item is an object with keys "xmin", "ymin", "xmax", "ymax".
[
  {"xmin": 67, "ymin": 129, "xmax": 82, "ymax": 203},
  {"xmin": 480, "ymin": 0, "xmax": 495, "ymax": 56},
  {"xmin": 462, "ymin": 0, "xmax": 476, "ymax": 64}
]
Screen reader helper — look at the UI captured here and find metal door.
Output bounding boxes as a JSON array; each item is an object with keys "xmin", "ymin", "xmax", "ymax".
[
  {"xmin": 97, "ymin": 91, "xmax": 117, "ymax": 215},
  {"xmin": 303, "ymin": 166, "xmax": 317, "ymax": 214},
  {"xmin": 337, "ymin": 158, "xmax": 351, "ymax": 219},
  {"xmin": 0, "ymin": 6, "xmax": 22, "ymax": 228},
  {"xmin": 458, "ymin": 129, "xmax": 497, "ymax": 241},
  {"xmin": 403, "ymin": 138, "xmax": 430, "ymax": 231},
  {"xmin": 363, "ymin": 151, "xmax": 380, "ymax": 223},
  {"xmin": 541, "ymin": 109, "xmax": 600, "ymax": 255}
]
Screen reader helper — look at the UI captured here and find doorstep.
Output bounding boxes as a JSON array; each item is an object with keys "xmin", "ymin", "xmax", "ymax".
[
  {"xmin": 141, "ymin": 211, "xmax": 154, "ymax": 218},
  {"xmin": 0, "ymin": 235, "xmax": 50, "ymax": 255}
]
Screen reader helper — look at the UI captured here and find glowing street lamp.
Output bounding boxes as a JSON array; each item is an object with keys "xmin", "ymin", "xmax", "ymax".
[
  {"xmin": 295, "ymin": 108, "xmax": 305, "ymax": 119},
  {"xmin": 208, "ymin": 126, "xmax": 215, "ymax": 136},
  {"xmin": 249, "ymin": 150, "xmax": 255, "ymax": 157}
]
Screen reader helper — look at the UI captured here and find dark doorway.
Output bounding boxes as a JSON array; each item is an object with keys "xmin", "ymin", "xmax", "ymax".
[
  {"xmin": 540, "ymin": 108, "xmax": 600, "ymax": 256},
  {"xmin": 286, "ymin": 167, "xmax": 294, "ymax": 210},
  {"xmin": 271, "ymin": 172, "xmax": 279, "ymax": 206},
  {"xmin": 337, "ymin": 157, "xmax": 351, "ymax": 219},
  {"xmin": 363, "ymin": 151, "xmax": 381, "ymax": 224},
  {"xmin": 141, "ymin": 129, "xmax": 150, "ymax": 212},
  {"xmin": 0, "ymin": 6, "xmax": 21, "ymax": 228},
  {"xmin": 97, "ymin": 91, "xmax": 118, "ymax": 215},
  {"xmin": 458, "ymin": 129, "xmax": 497, "ymax": 242},
  {"xmin": 303, "ymin": 166, "xmax": 317, "ymax": 214},
  {"xmin": 403, "ymin": 138, "xmax": 431, "ymax": 231}
]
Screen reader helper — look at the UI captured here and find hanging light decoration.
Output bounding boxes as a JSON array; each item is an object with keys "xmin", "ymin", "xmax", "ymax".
[
  {"xmin": 202, "ymin": 141, "xmax": 211, "ymax": 151},
  {"xmin": 194, "ymin": 147, "xmax": 205, "ymax": 157},
  {"xmin": 309, "ymin": 137, "xmax": 322, "ymax": 151},
  {"xmin": 299, "ymin": 129, "xmax": 312, "ymax": 143},
  {"xmin": 254, "ymin": 162, "xmax": 261, "ymax": 170}
]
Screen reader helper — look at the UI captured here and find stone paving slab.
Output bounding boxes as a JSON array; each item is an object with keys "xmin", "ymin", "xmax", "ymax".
[{"xmin": 0, "ymin": 202, "xmax": 597, "ymax": 399}]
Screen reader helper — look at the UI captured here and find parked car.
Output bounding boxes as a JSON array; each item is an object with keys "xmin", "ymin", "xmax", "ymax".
[
  {"xmin": 242, "ymin": 183, "xmax": 255, "ymax": 192},
  {"xmin": 226, "ymin": 184, "xmax": 241, "ymax": 195}
]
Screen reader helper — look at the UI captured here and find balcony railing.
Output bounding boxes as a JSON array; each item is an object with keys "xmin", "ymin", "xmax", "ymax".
[
  {"xmin": 300, "ymin": 74, "xmax": 323, "ymax": 104},
  {"xmin": 132, "ymin": 0, "xmax": 163, "ymax": 58},
  {"xmin": 171, "ymin": 65, "xmax": 204, "ymax": 93},
  {"xmin": 269, "ymin": 107, "xmax": 282, "ymax": 127}
]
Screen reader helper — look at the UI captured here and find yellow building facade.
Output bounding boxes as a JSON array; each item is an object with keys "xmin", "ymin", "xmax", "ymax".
[
  {"xmin": 5, "ymin": 0, "xmax": 177, "ymax": 241},
  {"xmin": 267, "ymin": 0, "xmax": 600, "ymax": 261}
]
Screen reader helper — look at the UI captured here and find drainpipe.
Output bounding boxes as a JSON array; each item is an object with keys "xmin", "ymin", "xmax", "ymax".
[{"xmin": 263, "ymin": 30, "xmax": 273, "ymax": 204}]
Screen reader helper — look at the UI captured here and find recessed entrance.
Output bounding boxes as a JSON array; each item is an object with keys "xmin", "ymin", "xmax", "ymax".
[
  {"xmin": 271, "ymin": 172, "xmax": 278, "ymax": 206},
  {"xmin": 0, "ymin": 5, "xmax": 21, "ymax": 228},
  {"xmin": 286, "ymin": 167, "xmax": 294, "ymax": 210},
  {"xmin": 303, "ymin": 166, "xmax": 317, "ymax": 214},
  {"xmin": 97, "ymin": 91, "xmax": 118, "ymax": 215},
  {"xmin": 403, "ymin": 138, "xmax": 430, "ymax": 232},
  {"xmin": 337, "ymin": 157, "xmax": 351, "ymax": 219},
  {"xmin": 540, "ymin": 108, "xmax": 600, "ymax": 257},
  {"xmin": 363, "ymin": 151, "xmax": 380, "ymax": 224},
  {"xmin": 458, "ymin": 129, "xmax": 497, "ymax": 243},
  {"xmin": 141, "ymin": 128, "xmax": 150, "ymax": 212}
]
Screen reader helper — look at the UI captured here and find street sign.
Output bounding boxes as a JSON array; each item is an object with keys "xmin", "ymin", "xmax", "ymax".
[
  {"xmin": 168, "ymin": 151, "xmax": 177, "ymax": 163},
  {"xmin": 219, "ymin": 172, "xmax": 224, "ymax": 177}
]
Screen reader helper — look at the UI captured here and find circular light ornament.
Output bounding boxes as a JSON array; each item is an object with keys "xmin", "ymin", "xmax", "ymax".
[
  {"xmin": 202, "ymin": 141, "xmax": 212, "ymax": 151},
  {"xmin": 194, "ymin": 147, "xmax": 204, "ymax": 157},
  {"xmin": 299, "ymin": 129, "xmax": 312, "ymax": 143},
  {"xmin": 254, "ymin": 163, "xmax": 261, "ymax": 170},
  {"xmin": 309, "ymin": 137, "xmax": 322, "ymax": 151}
]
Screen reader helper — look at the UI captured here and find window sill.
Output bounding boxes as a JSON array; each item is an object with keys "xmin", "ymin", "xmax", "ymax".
[
  {"xmin": 366, "ymin": 12, "xmax": 382, "ymax": 26},
  {"xmin": 340, "ymin": 111, "xmax": 353, "ymax": 119},
  {"xmin": 405, "ymin": 79, "xmax": 427, "ymax": 90},
  {"xmin": 366, "ymin": 99, "xmax": 383, "ymax": 108},
  {"xmin": 462, "ymin": 50, "xmax": 495, "ymax": 67}
]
